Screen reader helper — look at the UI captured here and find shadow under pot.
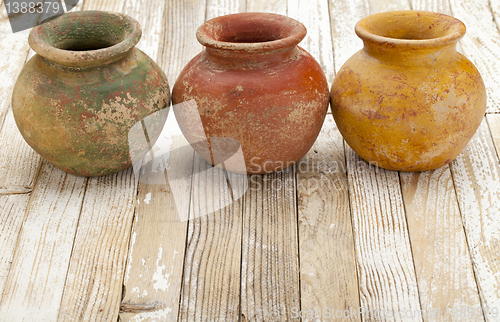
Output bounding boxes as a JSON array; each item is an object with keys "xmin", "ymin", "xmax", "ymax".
[
  {"xmin": 331, "ymin": 10, "xmax": 487, "ymax": 172},
  {"xmin": 172, "ymin": 12, "xmax": 330, "ymax": 175},
  {"xmin": 12, "ymin": 11, "xmax": 170, "ymax": 177}
]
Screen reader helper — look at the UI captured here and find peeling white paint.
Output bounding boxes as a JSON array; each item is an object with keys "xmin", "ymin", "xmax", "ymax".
[
  {"xmin": 130, "ymin": 308, "xmax": 173, "ymax": 322},
  {"xmin": 144, "ymin": 193, "xmax": 151, "ymax": 204}
]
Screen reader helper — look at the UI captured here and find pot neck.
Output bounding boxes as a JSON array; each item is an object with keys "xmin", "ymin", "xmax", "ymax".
[
  {"xmin": 196, "ymin": 12, "xmax": 306, "ymax": 68},
  {"xmin": 361, "ymin": 42, "xmax": 459, "ymax": 66},
  {"xmin": 356, "ymin": 10, "xmax": 465, "ymax": 66},
  {"xmin": 29, "ymin": 11, "xmax": 141, "ymax": 68},
  {"xmin": 204, "ymin": 46, "xmax": 300, "ymax": 67}
]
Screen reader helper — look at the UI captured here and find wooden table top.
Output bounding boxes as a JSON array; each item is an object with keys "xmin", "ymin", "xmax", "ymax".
[{"xmin": 1, "ymin": 0, "xmax": 500, "ymax": 321}]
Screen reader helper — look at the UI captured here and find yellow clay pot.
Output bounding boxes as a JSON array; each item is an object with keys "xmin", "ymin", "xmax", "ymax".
[{"xmin": 331, "ymin": 10, "xmax": 486, "ymax": 171}]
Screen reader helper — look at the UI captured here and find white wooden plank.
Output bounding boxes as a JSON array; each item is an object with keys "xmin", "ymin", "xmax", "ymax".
[
  {"xmin": 241, "ymin": 166, "xmax": 300, "ymax": 322},
  {"xmin": 487, "ymin": 114, "xmax": 500, "ymax": 159},
  {"xmin": 158, "ymin": 0, "xmax": 206, "ymax": 84},
  {"xmin": 450, "ymin": 120, "xmax": 500, "ymax": 321},
  {"xmin": 410, "ymin": 0, "xmax": 452, "ymax": 12},
  {"xmin": 207, "ymin": 0, "xmax": 245, "ymax": 20},
  {"xmin": 246, "ymin": 0, "xmax": 286, "ymax": 14},
  {"xmin": 57, "ymin": 169, "xmax": 136, "ymax": 321},
  {"xmin": 288, "ymin": 0, "xmax": 335, "ymax": 86},
  {"xmin": 0, "ymin": 193, "xmax": 30, "ymax": 303},
  {"xmin": 178, "ymin": 156, "xmax": 244, "ymax": 321},
  {"xmin": 0, "ymin": 109, "xmax": 41, "ymax": 193},
  {"xmin": 369, "ymin": 0, "xmax": 410, "ymax": 12},
  {"xmin": 120, "ymin": 129, "xmax": 193, "ymax": 322},
  {"xmin": 449, "ymin": 0, "xmax": 500, "ymax": 113},
  {"xmin": 296, "ymin": 115, "xmax": 361, "ymax": 321},
  {"xmin": 0, "ymin": 2, "xmax": 30, "ymax": 128},
  {"xmin": 119, "ymin": 0, "xmax": 204, "ymax": 320},
  {"xmin": 346, "ymin": 146, "xmax": 422, "ymax": 321},
  {"xmin": 0, "ymin": 161, "xmax": 87, "ymax": 321},
  {"xmin": 400, "ymin": 169, "xmax": 483, "ymax": 319},
  {"xmin": 328, "ymin": 0, "xmax": 369, "ymax": 73}
]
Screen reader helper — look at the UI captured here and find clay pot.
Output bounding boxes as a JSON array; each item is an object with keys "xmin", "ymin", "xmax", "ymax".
[
  {"xmin": 331, "ymin": 10, "xmax": 486, "ymax": 171},
  {"xmin": 172, "ymin": 12, "xmax": 329, "ymax": 174},
  {"xmin": 12, "ymin": 11, "xmax": 170, "ymax": 177}
]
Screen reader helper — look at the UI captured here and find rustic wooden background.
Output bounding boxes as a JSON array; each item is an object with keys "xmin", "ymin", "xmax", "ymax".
[{"xmin": 0, "ymin": 0, "xmax": 499, "ymax": 321}]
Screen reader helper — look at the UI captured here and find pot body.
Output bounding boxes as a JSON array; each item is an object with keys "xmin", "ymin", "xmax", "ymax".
[
  {"xmin": 331, "ymin": 11, "xmax": 486, "ymax": 171},
  {"xmin": 12, "ymin": 11, "xmax": 170, "ymax": 177},
  {"xmin": 172, "ymin": 13, "xmax": 329, "ymax": 174}
]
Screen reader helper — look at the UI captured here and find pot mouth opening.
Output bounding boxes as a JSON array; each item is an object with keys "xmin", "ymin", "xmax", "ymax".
[
  {"xmin": 355, "ymin": 10, "xmax": 465, "ymax": 48},
  {"xmin": 196, "ymin": 12, "xmax": 306, "ymax": 53},
  {"xmin": 29, "ymin": 11, "xmax": 141, "ymax": 66}
]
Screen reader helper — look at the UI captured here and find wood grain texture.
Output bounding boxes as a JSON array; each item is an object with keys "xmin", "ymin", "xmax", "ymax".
[
  {"xmin": 246, "ymin": 0, "xmax": 286, "ymax": 14},
  {"xmin": 328, "ymin": 0, "xmax": 369, "ymax": 73},
  {"xmin": 346, "ymin": 147, "xmax": 422, "ymax": 321},
  {"xmin": 410, "ymin": 0, "xmax": 452, "ymax": 12},
  {"xmin": 400, "ymin": 168, "xmax": 482, "ymax": 319},
  {"xmin": 449, "ymin": 0, "xmax": 500, "ymax": 113},
  {"xmin": 0, "ymin": 193, "xmax": 30, "ymax": 303},
  {"xmin": 178, "ymin": 156, "xmax": 244, "ymax": 321},
  {"xmin": 0, "ymin": 109, "xmax": 41, "ymax": 193},
  {"xmin": 120, "ymin": 128, "xmax": 193, "ymax": 322},
  {"xmin": 82, "ymin": 0, "xmax": 124, "ymax": 11},
  {"xmin": 241, "ymin": 166, "xmax": 300, "ymax": 322},
  {"xmin": 296, "ymin": 115, "xmax": 360, "ymax": 321},
  {"xmin": 0, "ymin": 161, "xmax": 87, "ymax": 321},
  {"xmin": 369, "ymin": 0, "xmax": 410, "ymax": 12},
  {"xmin": 0, "ymin": 3, "xmax": 40, "ymax": 192},
  {"xmin": 0, "ymin": 3, "xmax": 30, "ymax": 128},
  {"xmin": 158, "ymin": 0, "xmax": 206, "ymax": 85},
  {"xmin": 288, "ymin": 0, "xmax": 334, "ymax": 86},
  {"xmin": 118, "ymin": 1, "xmax": 204, "ymax": 321},
  {"xmin": 487, "ymin": 114, "xmax": 500, "ymax": 159},
  {"xmin": 450, "ymin": 120, "xmax": 500, "ymax": 321},
  {"xmin": 207, "ymin": 0, "xmax": 245, "ymax": 20},
  {"xmin": 57, "ymin": 169, "xmax": 137, "ymax": 321}
]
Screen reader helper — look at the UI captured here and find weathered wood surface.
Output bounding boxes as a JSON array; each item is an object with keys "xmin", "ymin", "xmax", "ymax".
[
  {"xmin": 450, "ymin": 120, "xmax": 500, "ymax": 321},
  {"xmin": 0, "ymin": 109, "xmax": 41, "ymax": 193},
  {"xmin": 0, "ymin": 1, "xmax": 29, "ymax": 128},
  {"xmin": 488, "ymin": 114, "xmax": 500, "ymax": 158},
  {"xmin": 0, "ymin": 161, "xmax": 87, "ymax": 321},
  {"xmin": 0, "ymin": 193, "xmax": 30, "ymax": 302},
  {"xmin": 296, "ymin": 115, "xmax": 360, "ymax": 321},
  {"xmin": 450, "ymin": 0, "xmax": 500, "ymax": 113}
]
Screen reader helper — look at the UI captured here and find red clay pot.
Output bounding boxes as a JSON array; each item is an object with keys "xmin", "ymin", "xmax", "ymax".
[{"xmin": 172, "ymin": 12, "xmax": 329, "ymax": 174}]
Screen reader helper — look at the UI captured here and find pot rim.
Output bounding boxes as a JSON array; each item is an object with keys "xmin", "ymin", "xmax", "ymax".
[
  {"xmin": 29, "ymin": 10, "xmax": 141, "ymax": 66},
  {"xmin": 196, "ymin": 12, "xmax": 307, "ymax": 53},
  {"xmin": 355, "ymin": 10, "xmax": 466, "ymax": 49}
]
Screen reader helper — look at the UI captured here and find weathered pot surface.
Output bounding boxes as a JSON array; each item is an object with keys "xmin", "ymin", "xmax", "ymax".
[
  {"xmin": 12, "ymin": 11, "xmax": 170, "ymax": 177},
  {"xmin": 331, "ymin": 10, "xmax": 486, "ymax": 172},
  {"xmin": 172, "ymin": 12, "xmax": 329, "ymax": 174}
]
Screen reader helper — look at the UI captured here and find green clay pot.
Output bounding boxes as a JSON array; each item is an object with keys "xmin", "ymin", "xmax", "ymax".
[{"xmin": 12, "ymin": 11, "xmax": 170, "ymax": 177}]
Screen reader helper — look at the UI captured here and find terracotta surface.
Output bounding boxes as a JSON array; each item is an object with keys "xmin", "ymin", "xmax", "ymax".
[
  {"xmin": 12, "ymin": 11, "xmax": 170, "ymax": 177},
  {"xmin": 331, "ymin": 10, "xmax": 486, "ymax": 172},
  {"xmin": 172, "ymin": 12, "xmax": 329, "ymax": 174}
]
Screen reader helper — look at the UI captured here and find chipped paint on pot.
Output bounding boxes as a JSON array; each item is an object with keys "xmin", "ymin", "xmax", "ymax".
[
  {"xmin": 331, "ymin": 10, "xmax": 487, "ymax": 172},
  {"xmin": 12, "ymin": 11, "xmax": 170, "ymax": 177},
  {"xmin": 172, "ymin": 12, "xmax": 329, "ymax": 174}
]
